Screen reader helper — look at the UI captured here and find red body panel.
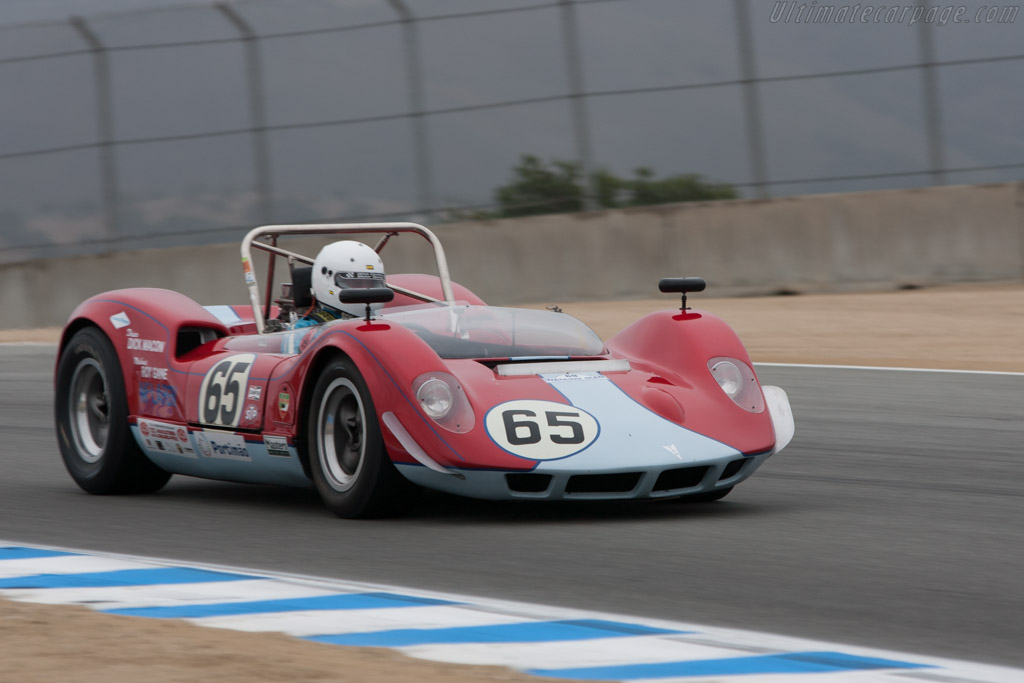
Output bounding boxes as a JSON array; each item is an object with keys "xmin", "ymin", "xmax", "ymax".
[
  {"xmin": 59, "ymin": 288, "xmax": 776, "ymax": 482},
  {"xmin": 606, "ymin": 309, "xmax": 776, "ymax": 455},
  {"xmin": 61, "ymin": 289, "xmax": 229, "ymax": 422}
]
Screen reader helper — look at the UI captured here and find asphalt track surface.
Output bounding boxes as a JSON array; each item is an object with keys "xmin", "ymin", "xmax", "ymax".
[{"xmin": 2, "ymin": 345, "xmax": 1022, "ymax": 668}]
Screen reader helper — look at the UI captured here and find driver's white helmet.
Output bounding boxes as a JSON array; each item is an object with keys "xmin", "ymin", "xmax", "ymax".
[{"xmin": 311, "ymin": 240, "xmax": 386, "ymax": 317}]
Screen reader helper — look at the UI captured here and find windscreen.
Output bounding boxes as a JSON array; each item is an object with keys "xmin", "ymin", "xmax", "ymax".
[{"xmin": 381, "ymin": 305, "xmax": 605, "ymax": 359}]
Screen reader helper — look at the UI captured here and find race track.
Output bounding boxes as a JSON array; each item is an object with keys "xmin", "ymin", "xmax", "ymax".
[{"xmin": 2, "ymin": 345, "xmax": 1022, "ymax": 668}]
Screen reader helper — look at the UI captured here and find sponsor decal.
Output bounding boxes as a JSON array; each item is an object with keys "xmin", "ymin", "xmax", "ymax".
[
  {"xmin": 140, "ymin": 366, "xmax": 168, "ymax": 380},
  {"xmin": 545, "ymin": 372, "xmax": 606, "ymax": 382},
  {"xmin": 484, "ymin": 400, "xmax": 599, "ymax": 461},
  {"xmin": 109, "ymin": 311, "xmax": 131, "ymax": 329},
  {"xmin": 264, "ymin": 435, "xmax": 290, "ymax": 457},
  {"xmin": 126, "ymin": 337, "xmax": 167, "ymax": 353},
  {"xmin": 277, "ymin": 390, "xmax": 291, "ymax": 421},
  {"xmin": 242, "ymin": 257, "xmax": 256, "ymax": 285},
  {"xmin": 198, "ymin": 354, "xmax": 257, "ymax": 428},
  {"xmin": 193, "ymin": 430, "xmax": 251, "ymax": 461},
  {"xmin": 137, "ymin": 419, "xmax": 196, "ymax": 458},
  {"xmin": 663, "ymin": 444, "xmax": 683, "ymax": 461},
  {"xmin": 133, "ymin": 356, "xmax": 148, "ymax": 366},
  {"xmin": 244, "ymin": 404, "xmax": 258, "ymax": 422},
  {"xmin": 246, "ymin": 385, "xmax": 262, "ymax": 401},
  {"xmin": 138, "ymin": 382, "xmax": 177, "ymax": 419},
  {"xmin": 335, "ymin": 271, "xmax": 385, "ymax": 284}
]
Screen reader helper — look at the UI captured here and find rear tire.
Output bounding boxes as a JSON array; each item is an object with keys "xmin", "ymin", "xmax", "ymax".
[
  {"xmin": 55, "ymin": 327, "xmax": 171, "ymax": 494},
  {"xmin": 306, "ymin": 357, "xmax": 413, "ymax": 518}
]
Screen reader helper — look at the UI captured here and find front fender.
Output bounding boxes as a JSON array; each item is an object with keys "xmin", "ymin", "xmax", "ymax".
[{"xmin": 265, "ymin": 319, "xmax": 468, "ymax": 468}]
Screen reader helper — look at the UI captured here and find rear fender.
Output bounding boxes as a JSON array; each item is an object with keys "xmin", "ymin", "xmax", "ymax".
[{"xmin": 59, "ymin": 289, "xmax": 228, "ymax": 419}]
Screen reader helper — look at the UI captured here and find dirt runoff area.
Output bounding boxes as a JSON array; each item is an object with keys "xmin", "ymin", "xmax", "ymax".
[{"xmin": 1, "ymin": 283, "xmax": 1022, "ymax": 683}]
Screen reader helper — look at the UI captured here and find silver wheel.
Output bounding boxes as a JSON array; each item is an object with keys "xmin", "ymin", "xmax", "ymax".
[
  {"xmin": 307, "ymin": 357, "xmax": 415, "ymax": 517},
  {"xmin": 69, "ymin": 358, "xmax": 109, "ymax": 463},
  {"xmin": 317, "ymin": 377, "xmax": 365, "ymax": 492},
  {"xmin": 56, "ymin": 327, "xmax": 170, "ymax": 494}
]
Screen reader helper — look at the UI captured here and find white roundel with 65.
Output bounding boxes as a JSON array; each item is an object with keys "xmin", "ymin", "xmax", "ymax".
[{"xmin": 484, "ymin": 400, "xmax": 599, "ymax": 461}]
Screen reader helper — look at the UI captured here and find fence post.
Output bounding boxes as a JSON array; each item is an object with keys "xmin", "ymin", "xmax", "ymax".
[
  {"xmin": 734, "ymin": 0, "xmax": 769, "ymax": 199},
  {"xmin": 216, "ymin": 3, "xmax": 275, "ymax": 223},
  {"xmin": 69, "ymin": 16, "xmax": 120, "ymax": 238},
  {"xmin": 389, "ymin": 0, "xmax": 436, "ymax": 222},
  {"xmin": 558, "ymin": 0, "xmax": 597, "ymax": 211},
  {"xmin": 916, "ymin": 0, "xmax": 946, "ymax": 186}
]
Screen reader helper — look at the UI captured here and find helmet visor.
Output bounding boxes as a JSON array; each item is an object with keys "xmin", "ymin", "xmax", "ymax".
[{"xmin": 334, "ymin": 271, "xmax": 386, "ymax": 290}]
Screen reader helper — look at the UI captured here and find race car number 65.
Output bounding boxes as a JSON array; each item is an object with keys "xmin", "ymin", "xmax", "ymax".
[
  {"xmin": 199, "ymin": 354, "xmax": 256, "ymax": 427},
  {"xmin": 485, "ymin": 399, "xmax": 599, "ymax": 461}
]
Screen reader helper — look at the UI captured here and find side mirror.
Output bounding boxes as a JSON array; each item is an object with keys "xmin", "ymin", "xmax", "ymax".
[
  {"xmin": 658, "ymin": 277, "xmax": 706, "ymax": 311},
  {"xmin": 339, "ymin": 287, "xmax": 395, "ymax": 323},
  {"xmin": 658, "ymin": 277, "xmax": 706, "ymax": 294},
  {"xmin": 338, "ymin": 287, "xmax": 395, "ymax": 305}
]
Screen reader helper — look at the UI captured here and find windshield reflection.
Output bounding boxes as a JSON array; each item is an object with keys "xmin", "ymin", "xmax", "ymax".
[{"xmin": 381, "ymin": 304, "xmax": 605, "ymax": 359}]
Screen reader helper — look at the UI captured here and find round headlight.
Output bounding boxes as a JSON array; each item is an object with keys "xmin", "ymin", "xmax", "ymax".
[
  {"xmin": 416, "ymin": 378, "xmax": 453, "ymax": 419},
  {"xmin": 710, "ymin": 360, "xmax": 743, "ymax": 398}
]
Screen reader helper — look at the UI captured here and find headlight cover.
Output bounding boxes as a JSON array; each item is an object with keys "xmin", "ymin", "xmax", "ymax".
[
  {"xmin": 412, "ymin": 371, "xmax": 475, "ymax": 433},
  {"xmin": 708, "ymin": 357, "xmax": 765, "ymax": 413}
]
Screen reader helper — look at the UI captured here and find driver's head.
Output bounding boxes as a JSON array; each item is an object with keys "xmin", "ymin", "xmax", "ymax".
[{"xmin": 311, "ymin": 240, "xmax": 386, "ymax": 317}]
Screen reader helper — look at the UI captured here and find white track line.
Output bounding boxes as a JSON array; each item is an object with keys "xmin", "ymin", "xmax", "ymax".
[{"xmin": 754, "ymin": 362, "xmax": 1024, "ymax": 376}]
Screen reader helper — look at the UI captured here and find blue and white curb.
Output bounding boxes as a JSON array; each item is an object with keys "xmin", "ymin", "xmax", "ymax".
[{"xmin": 2, "ymin": 543, "xmax": 1021, "ymax": 682}]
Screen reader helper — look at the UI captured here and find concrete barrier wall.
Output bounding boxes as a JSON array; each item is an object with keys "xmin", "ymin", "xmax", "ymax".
[{"xmin": 3, "ymin": 182, "xmax": 1022, "ymax": 330}]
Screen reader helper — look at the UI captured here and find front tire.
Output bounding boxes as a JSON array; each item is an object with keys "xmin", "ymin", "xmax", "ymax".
[
  {"xmin": 55, "ymin": 326, "xmax": 171, "ymax": 494},
  {"xmin": 307, "ymin": 357, "xmax": 412, "ymax": 518}
]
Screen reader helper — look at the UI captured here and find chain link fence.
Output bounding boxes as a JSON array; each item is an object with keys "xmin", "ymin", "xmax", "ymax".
[{"xmin": 1, "ymin": 0, "xmax": 1021, "ymax": 264}]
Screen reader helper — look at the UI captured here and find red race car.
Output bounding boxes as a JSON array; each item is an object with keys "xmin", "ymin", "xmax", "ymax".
[{"xmin": 55, "ymin": 223, "xmax": 794, "ymax": 518}]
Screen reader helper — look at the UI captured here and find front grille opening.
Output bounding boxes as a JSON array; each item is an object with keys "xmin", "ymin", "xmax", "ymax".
[
  {"xmin": 719, "ymin": 459, "xmax": 747, "ymax": 481},
  {"xmin": 653, "ymin": 466, "xmax": 710, "ymax": 492},
  {"xmin": 566, "ymin": 472, "xmax": 641, "ymax": 494},
  {"xmin": 506, "ymin": 473, "xmax": 553, "ymax": 493}
]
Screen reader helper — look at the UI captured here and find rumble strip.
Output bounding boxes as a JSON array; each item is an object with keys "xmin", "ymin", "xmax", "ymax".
[{"xmin": 2, "ymin": 543, "xmax": 1021, "ymax": 682}]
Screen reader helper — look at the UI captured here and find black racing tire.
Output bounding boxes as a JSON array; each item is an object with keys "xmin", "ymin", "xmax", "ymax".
[
  {"xmin": 676, "ymin": 486, "xmax": 733, "ymax": 503},
  {"xmin": 306, "ymin": 357, "xmax": 414, "ymax": 518},
  {"xmin": 55, "ymin": 326, "xmax": 171, "ymax": 494}
]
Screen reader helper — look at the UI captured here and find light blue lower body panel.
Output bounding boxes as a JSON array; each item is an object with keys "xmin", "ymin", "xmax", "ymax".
[
  {"xmin": 395, "ymin": 450, "xmax": 771, "ymax": 501},
  {"xmin": 131, "ymin": 424, "xmax": 311, "ymax": 488}
]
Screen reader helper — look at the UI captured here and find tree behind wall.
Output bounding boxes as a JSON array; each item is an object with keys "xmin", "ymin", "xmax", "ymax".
[{"xmin": 495, "ymin": 155, "xmax": 737, "ymax": 218}]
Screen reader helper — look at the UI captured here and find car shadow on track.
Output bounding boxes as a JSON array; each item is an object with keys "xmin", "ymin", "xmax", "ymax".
[
  {"xmin": 149, "ymin": 480, "xmax": 787, "ymax": 525},
  {"xmin": 400, "ymin": 489, "xmax": 783, "ymax": 525}
]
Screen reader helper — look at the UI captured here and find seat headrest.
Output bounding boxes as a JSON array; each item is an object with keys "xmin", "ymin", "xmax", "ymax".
[{"xmin": 290, "ymin": 265, "xmax": 314, "ymax": 309}]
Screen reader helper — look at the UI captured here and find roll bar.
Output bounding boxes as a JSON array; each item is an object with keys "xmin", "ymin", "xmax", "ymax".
[{"xmin": 240, "ymin": 223, "xmax": 456, "ymax": 334}]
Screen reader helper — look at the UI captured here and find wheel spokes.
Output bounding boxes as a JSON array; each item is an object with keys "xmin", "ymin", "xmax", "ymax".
[
  {"xmin": 337, "ymin": 398, "xmax": 362, "ymax": 474},
  {"xmin": 69, "ymin": 360, "xmax": 109, "ymax": 462}
]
